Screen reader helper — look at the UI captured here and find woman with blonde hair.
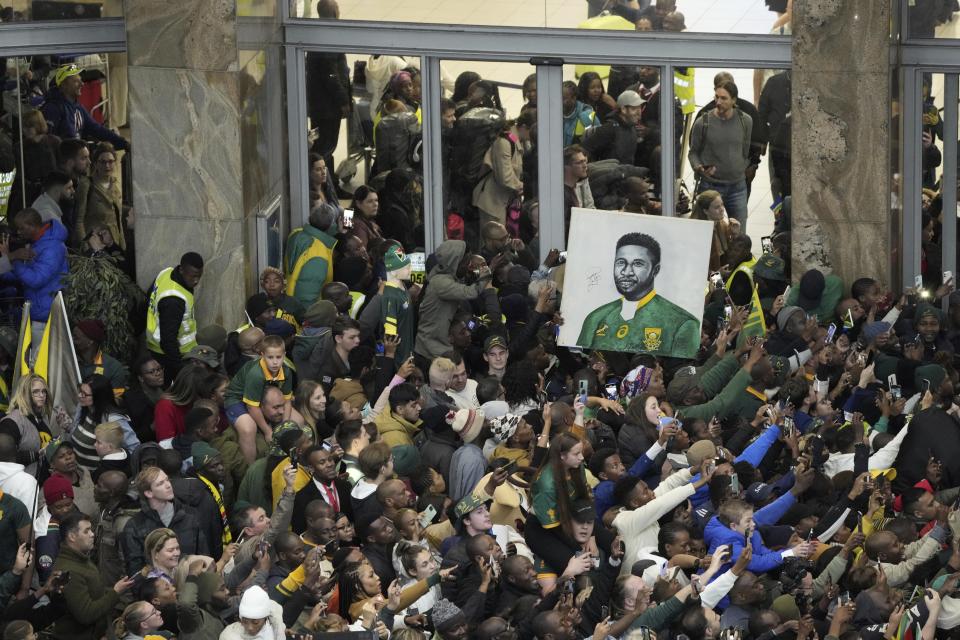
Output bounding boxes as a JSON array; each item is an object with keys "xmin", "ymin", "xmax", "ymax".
[
  {"xmin": 138, "ymin": 528, "xmax": 181, "ymax": 583},
  {"xmin": 0, "ymin": 374, "xmax": 55, "ymax": 472},
  {"xmin": 114, "ymin": 601, "xmax": 167, "ymax": 640},
  {"xmin": 691, "ymin": 189, "xmax": 733, "ymax": 271},
  {"xmin": 290, "ymin": 379, "xmax": 327, "ymax": 441}
]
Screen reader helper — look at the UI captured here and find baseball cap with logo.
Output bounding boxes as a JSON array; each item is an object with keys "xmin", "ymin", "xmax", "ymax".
[
  {"xmin": 184, "ymin": 345, "xmax": 220, "ymax": 368},
  {"xmin": 384, "ymin": 242, "xmax": 411, "ymax": 272},
  {"xmin": 483, "ymin": 334, "xmax": 508, "ymax": 353}
]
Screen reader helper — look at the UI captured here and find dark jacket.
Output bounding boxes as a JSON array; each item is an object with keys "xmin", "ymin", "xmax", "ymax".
[
  {"xmin": 120, "ymin": 497, "xmax": 210, "ymax": 576},
  {"xmin": 304, "ymin": 51, "xmax": 351, "ymax": 121},
  {"xmin": 616, "ymin": 421, "xmax": 653, "ymax": 470},
  {"xmin": 291, "ymin": 477, "xmax": 353, "ymax": 534},
  {"xmin": 13, "ymin": 219, "xmax": 69, "ymax": 322},
  {"xmin": 42, "ymin": 86, "xmax": 130, "ymax": 150},
  {"xmin": 362, "ymin": 544, "xmax": 395, "ymax": 596},
  {"xmin": 581, "ymin": 113, "xmax": 638, "ymax": 166},
  {"xmin": 290, "ymin": 328, "xmax": 333, "ymax": 384},
  {"xmin": 176, "ymin": 475, "xmax": 226, "ymax": 559},
  {"xmin": 50, "ymin": 545, "xmax": 121, "ymax": 640},
  {"xmin": 418, "ymin": 425, "xmax": 460, "ymax": 488}
]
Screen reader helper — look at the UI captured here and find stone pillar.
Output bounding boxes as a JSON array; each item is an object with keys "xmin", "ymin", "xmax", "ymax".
[
  {"xmin": 791, "ymin": 0, "xmax": 892, "ymax": 288},
  {"xmin": 124, "ymin": 0, "xmax": 247, "ymax": 329}
]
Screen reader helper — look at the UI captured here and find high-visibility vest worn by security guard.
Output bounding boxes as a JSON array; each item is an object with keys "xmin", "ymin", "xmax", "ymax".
[
  {"xmin": 146, "ymin": 267, "xmax": 198, "ymax": 355},
  {"xmin": 573, "ymin": 13, "xmax": 635, "ymax": 80}
]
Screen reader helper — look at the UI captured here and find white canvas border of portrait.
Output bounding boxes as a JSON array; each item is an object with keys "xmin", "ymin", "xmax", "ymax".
[{"xmin": 557, "ymin": 208, "xmax": 714, "ymax": 355}]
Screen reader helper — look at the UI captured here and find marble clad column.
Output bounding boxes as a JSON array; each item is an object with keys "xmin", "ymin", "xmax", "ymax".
[
  {"xmin": 124, "ymin": 0, "xmax": 247, "ymax": 330},
  {"xmin": 791, "ymin": 0, "xmax": 892, "ymax": 288}
]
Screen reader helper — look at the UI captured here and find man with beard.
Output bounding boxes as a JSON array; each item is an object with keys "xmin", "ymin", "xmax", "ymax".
[
  {"xmin": 578, "ymin": 232, "xmax": 698, "ymax": 356},
  {"xmin": 31, "ymin": 171, "xmax": 75, "ymax": 224}
]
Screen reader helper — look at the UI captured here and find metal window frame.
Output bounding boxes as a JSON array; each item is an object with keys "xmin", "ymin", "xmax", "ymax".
[
  {"xmin": 0, "ymin": 19, "xmax": 126, "ymax": 56},
  {"xmin": 281, "ymin": 20, "xmax": 791, "ymax": 258}
]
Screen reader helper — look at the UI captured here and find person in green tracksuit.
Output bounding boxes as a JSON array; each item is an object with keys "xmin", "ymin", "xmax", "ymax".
[
  {"xmin": 283, "ymin": 205, "xmax": 338, "ymax": 308},
  {"xmin": 380, "ymin": 242, "xmax": 415, "ymax": 362},
  {"xmin": 578, "ymin": 232, "xmax": 699, "ymax": 357}
]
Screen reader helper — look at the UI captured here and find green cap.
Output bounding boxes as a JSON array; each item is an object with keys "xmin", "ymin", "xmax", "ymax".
[
  {"xmin": 454, "ymin": 492, "xmax": 490, "ymax": 520},
  {"xmin": 191, "ymin": 441, "xmax": 221, "ymax": 469},
  {"xmin": 384, "ymin": 242, "xmax": 411, "ymax": 272},
  {"xmin": 753, "ymin": 254, "xmax": 788, "ymax": 282}
]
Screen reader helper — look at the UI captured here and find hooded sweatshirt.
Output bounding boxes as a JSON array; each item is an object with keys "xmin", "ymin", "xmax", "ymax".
[
  {"xmin": 413, "ymin": 240, "xmax": 492, "ymax": 360},
  {"xmin": 0, "ymin": 461, "xmax": 37, "ymax": 518}
]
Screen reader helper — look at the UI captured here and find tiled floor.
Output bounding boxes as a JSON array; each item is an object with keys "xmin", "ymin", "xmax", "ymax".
[{"xmin": 324, "ymin": 0, "xmax": 787, "ymax": 250}]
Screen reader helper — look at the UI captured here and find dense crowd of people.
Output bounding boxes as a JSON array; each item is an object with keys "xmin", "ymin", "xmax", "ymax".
[{"xmin": 5, "ymin": 2, "xmax": 960, "ymax": 640}]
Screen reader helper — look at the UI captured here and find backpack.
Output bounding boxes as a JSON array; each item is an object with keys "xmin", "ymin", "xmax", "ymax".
[
  {"xmin": 374, "ymin": 110, "xmax": 421, "ymax": 174},
  {"xmin": 448, "ymin": 107, "xmax": 505, "ymax": 193}
]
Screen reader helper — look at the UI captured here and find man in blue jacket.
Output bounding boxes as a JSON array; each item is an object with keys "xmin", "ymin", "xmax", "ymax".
[
  {"xmin": 12, "ymin": 208, "xmax": 69, "ymax": 343},
  {"xmin": 42, "ymin": 64, "xmax": 130, "ymax": 151}
]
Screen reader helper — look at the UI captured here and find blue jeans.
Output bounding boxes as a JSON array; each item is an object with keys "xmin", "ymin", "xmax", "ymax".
[{"xmin": 699, "ymin": 178, "xmax": 749, "ymax": 232}]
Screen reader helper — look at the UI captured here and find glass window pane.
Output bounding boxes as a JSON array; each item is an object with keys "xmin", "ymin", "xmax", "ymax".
[
  {"xmin": 292, "ymin": 0, "xmax": 790, "ymax": 35},
  {"xmin": 905, "ymin": 0, "xmax": 960, "ymax": 39},
  {"xmin": 0, "ymin": 0, "xmax": 120, "ymax": 21},
  {"xmin": 439, "ymin": 59, "xmax": 537, "ymax": 256},
  {"xmin": 302, "ymin": 50, "xmax": 425, "ymax": 250},
  {"xmin": 4, "ymin": 53, "xmax": 127, "ymax": 227}
]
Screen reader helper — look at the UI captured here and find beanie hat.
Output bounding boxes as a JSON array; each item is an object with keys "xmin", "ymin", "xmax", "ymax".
[
  {"xmin": 245, "ymin": 293, "xmax": 274, "ymax": 321},
  {"xmin": 777, "ymin": 305, "xmax": 805, "ymax": 331},
  {"xmin": 861, "ymin": 321, "xmax": 891, "ymax": 344},
  {"xmin": 685, "ymin": 439, "xmax": 717, "ymax": 469},
  {"xmin": 506, "ymin": 265, "xmax": 532, "ymax": 287},
  {"xmin": 191, "ymin": 441, "xmax": 221, "ymax": 469},
  {"xmin": 489, "ymin": 414, "xmax": 522, "ymax": 444},
  {"xmin": 914, "ymin": 302, "xmax": 943, "ymax": 327},
  {"xmin": 75, "ymin": 318, "xmax": 106, "ymax": 343},
  {"xmin": 771, "ymin": 594, "xmax": 801, "ymax": 622},
  {"xmin": 796, "ymin": 270, "xmax": 825, "ymax": 311},
  {"xmin": 43, "ymin": 473, "xmax": 74, "ymax": 504},
  {"xmin": 450, "ymin": 408, "xmax": 485, "ymax": 444},
  {"xmin": 304, "ymin": 300, "xmax": 338, "ymax": 327},
  {"xmin": 238, "ymin": 585, "xmax": 271, "ymax": 619},
  {"xmin": 431, "ymin": 598, "xmax": 466, "ymax": 633},
  {"xmin": 264, "ymin": 318, "xmax": 295, "ymax": 338},
  {"xmin": 384, "ymin": 242, "xmax": 411, "ymax": 272},
  {"xmin": 914, "ymin": 364, "xmax": 946, "ymax": 394}
]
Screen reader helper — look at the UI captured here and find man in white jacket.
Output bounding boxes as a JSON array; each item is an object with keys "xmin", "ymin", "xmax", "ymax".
[
  {"xmin": 0, "ymin": 434, "xmax": 37, "ymax": 519},
  {"xmin": 219, "ymin": 586, "xmax": 285, "ymax": 640},
  {"xmin": 612, "ymin": 460, "xmax": 715, "ymax": 575}
]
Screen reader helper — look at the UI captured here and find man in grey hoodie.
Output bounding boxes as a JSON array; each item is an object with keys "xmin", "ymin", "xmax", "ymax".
[{"xmin": 414, "ymin": 240, "xmax": 495, "ymax": 367}]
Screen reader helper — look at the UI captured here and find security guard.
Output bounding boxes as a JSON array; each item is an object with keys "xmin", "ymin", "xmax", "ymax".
[
  {"xmin": 145, "ymin": 252, "xmax": 204, "ymax": 383},
  {"xmin": 577, "ymin": 232, "xmax": 699, "ymax": 357}
]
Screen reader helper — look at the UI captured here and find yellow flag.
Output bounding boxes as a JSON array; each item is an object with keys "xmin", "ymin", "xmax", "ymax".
[{"xmin": 737, "ymin": 285, "xmax": 767, "ymax": 348}]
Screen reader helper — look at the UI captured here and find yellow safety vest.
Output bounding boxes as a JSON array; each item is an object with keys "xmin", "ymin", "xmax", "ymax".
[
  {"xmin": 348, "ymin": 291, "xmax": 366, "ymax": 320},
  {"xmin": 674, "ymin": 68, "xmax": 697, "ymax": 116},
  {"xmin": 573, "ymin": 14, "xmax": 635, "ymax": 80},
  {"xmin": 725, "ymin": 256, "xmax": 757, "ymax": 291},
  {"xmin": 146, "ymin": 267, "xmax": 198, "ymax": 355}
]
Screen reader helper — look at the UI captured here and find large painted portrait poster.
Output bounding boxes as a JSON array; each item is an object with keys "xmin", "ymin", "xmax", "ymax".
[{"xmin": 558, "ymin": 209, "xmax": 713, "ymax": 358}]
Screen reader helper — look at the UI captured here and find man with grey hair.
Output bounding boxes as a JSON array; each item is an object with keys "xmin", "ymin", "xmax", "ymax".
[{"xmin": 283, "ymin": 203, "xmax": 338, "ymax": 308}]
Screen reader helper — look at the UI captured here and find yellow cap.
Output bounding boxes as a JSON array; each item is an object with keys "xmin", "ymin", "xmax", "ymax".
[{"xmin": 54, "ymin": 63, "xmax": 82, "ymax": 87}]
